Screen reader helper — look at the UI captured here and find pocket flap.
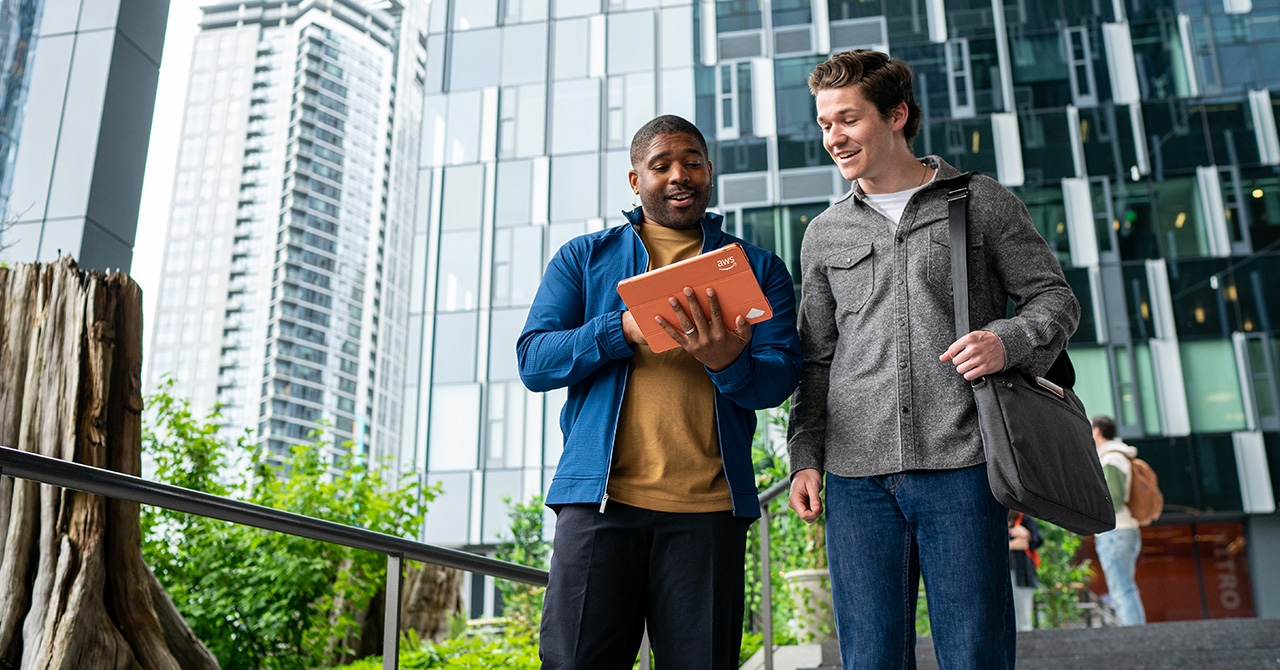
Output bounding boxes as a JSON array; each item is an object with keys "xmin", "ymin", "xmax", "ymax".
[{"xmin": 827, "ymin": 244, "xmax": 873, "ymax": 269}]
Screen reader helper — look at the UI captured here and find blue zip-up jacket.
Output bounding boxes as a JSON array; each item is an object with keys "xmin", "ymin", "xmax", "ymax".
[{"xmin": 517, "ymin": 208, "xmax": 802, "ymax": 518}]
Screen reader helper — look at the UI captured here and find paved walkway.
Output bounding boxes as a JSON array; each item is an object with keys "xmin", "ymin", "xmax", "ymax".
[{"xmin": 743, "ymin": 618, "xmax": 1280, "ymax": 669}]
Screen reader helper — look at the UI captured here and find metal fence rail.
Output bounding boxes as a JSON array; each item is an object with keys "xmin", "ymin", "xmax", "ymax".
[
  {"xmin": 757, "ymin": 477, "xmax": 792, "ymax": 670},
  {"xmin": 0, "ymin": 445, "xmax": 547, "ymax": 670}
]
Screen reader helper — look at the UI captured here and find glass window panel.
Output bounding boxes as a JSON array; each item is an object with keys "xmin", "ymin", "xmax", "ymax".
[
  {"xmin": 659, "ymin": 6, "xmax": 694, "ymax": 69},
  {"xmin": 437, "ymin": 231, "xmax": 481, "ymax": 311},
  {"xmin": 428, "ymin": 384, "xmax": 482, "ymax": 470},
  {"xmin": 1009, "ymin": 32, "xmax": 1072, "ymax": 110},
  {"xmin": 432, "ymin": 312, "xmax": 478, "ymax": 383},
  {"xmin": 423, "ymin": 472, "xmax": 471, "ymax": 544},
  {"xmin": 1247, "ymin": 337, "xmax": 1278, "ymax": 424},
  {"xmin": 1167, "ymin": 257, "xmax": 1232, "ymax": 339},
  {"xmin": 488, "ymin": 308, "xmax": 530, "ymax": 381},
  {"xmin": 1018, "ymin": 186, "xmax": 1072, "ymax": 267},
  {"xmin": 1062, "ymin": 268, "xmax": 1098, "ymax": 345},
  {"xmin": 551, "ymin": 80, "xmax": 601, "ymax": 155},
  {"xmin": 1016, "ymin": 110, "xmax": 1076, "ymax": 186},
  {"xmin": 1243, "ymin": 169, "xmax": 1280, "ymax": 249},
  {"xmin": 604, "ymin": 149, "xmax": 632, "ymax": 220},
  {"xmin": 1180, "ymin": 339, "xmax": 1247, "ymax": 433},
  {"xmin": 1142, "ymin": 101, "xmax": 1212, "ymax": 173},
  {"xmin": 1192, "ymin": 434, "xmax": 1244, "ymax": 512},
  {"xmin": 623, "ymin": 73, "xmax": 656, "ymax": 148},
  {"xmin": 516, "ymin": 84, "xmax": 547, "ymax": 158},
  {"xmin": 1130, "ymin": 437, "xmax": 1195, "ymax": 511},
  {"xmin": 553, "ymin": 18, "xmax": 588, "ymax": 80},
  {"xmin": 442, "ymin": 164, "xmax": 486, "ymax": 230},
  {"xmin": 1151, "ymin": 177, "xmax": 1210, "ymax": 259},
  {"xmin": 551, "ymin": 153, "xmax": 601, "ymax": 222},
  {"xmin": 1071, "ymin": 347, "xmax": 1116, "ymax": 419},
  {"xmin": 608, "ymin": 11, "xmax": 655, "ymax": 74},
  {"xmin": 450, "ymin": 29, "xmax": 501, "ymax": 91},
  {"xmin": 445, "ymin": 92, "xmax": 483, "ymax": 164},
  {"xmin": 510, "ymin": 226, "xmax": 545, "ymax": 307},
  {"xmin": 454, "ymin": 0, "xmax": 497, "ymax": 30},
  {"xmin": 716, "ymin": 0, "xmax": 762, "ymax": 32},
  {"xmin": 554, "ymin": 0, "xmax": 601, "ymax": 18},
  {"xmin": 1114, "ymin": 181, "xmax": 1159, "ymax": 261},
  {"xmin": 774, "ymin": 57, "xmax": 823, "ymax": 134},
  {"xmin": 482, "ymin": 469, "xmax": 523, "ymax": 542},
  {"xmin": 921, "ymin": 117, "xmax": 998, "ymax": 175},
  {"xmin": 1134, "ymin": 344, "xmax": 1162, "ymax": 436},
  {"xmin": 501, "ymin": 24, "xmax": 548, "ymax": 87},
  {"xmin": 496, "ymin": 160, "xmax": 533, "ymax": 227}
]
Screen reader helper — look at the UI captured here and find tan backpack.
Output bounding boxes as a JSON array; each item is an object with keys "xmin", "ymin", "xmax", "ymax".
[{"xmin": 1127, "ymin": 457, "xmax": 1164, "ymax": 526}]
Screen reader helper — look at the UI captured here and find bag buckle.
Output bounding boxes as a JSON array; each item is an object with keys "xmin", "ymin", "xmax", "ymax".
[{"xmin": 946, "ymin": 187, "xmax": 969, "ymax": 202}]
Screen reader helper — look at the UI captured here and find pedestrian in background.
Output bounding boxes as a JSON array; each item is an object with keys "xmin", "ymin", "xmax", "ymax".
[{"xmin": 1091, "ymin": 415, "xmax": 1147, "ymax": 626}]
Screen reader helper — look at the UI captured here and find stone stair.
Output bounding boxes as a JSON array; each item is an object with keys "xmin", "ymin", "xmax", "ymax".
[{"xmin": 773, "ymin": 618, "xmax": 1280, "ymax": 669}]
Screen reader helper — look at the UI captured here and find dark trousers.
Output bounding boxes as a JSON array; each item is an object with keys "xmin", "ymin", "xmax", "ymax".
[{"xmin": 539, "ymin": 502, "xmax": 750, "ymax": 670}]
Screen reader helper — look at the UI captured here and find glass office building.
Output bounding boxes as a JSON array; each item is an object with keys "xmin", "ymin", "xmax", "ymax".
[
  {"xmin": 408, "ymin": 0, "xmax": 1280, "ymax": 619},
  {"xmin": 147, "ymin": 0, "xmax": 426, "ymax": 468},
  {"xmin": 0, "ymin": 0, "xmax": 169, "ymax": 271}
]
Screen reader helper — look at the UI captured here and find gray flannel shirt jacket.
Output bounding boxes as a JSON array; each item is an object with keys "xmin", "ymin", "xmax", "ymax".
[{"xmin": 787, "ymin": 156, "xmax": 1081, "ymax": 478}]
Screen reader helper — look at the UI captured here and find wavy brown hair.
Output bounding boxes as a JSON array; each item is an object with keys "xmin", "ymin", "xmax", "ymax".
[{"xmin": 808, "ymin": 49, "xmax": 921, "ymax": 148}]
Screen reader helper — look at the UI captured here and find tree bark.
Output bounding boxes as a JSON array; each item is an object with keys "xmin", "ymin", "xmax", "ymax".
[{"xmin": 0, "ymin": 259, "xmax": 219, "ymax": 670}]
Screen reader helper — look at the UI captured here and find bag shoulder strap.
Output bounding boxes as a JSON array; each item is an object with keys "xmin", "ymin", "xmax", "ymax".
[{"xmin": 945, "ymin": 174, "xmax": 974, "ymax": 336}]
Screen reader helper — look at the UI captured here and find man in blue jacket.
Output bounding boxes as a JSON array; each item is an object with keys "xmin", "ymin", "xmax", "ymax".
[{"xmin": 518, "ymin": 115, "xmax": 801, "ymax": 670}]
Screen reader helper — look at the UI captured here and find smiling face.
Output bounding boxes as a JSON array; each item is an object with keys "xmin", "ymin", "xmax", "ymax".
[
  {"xmin": 816, "ymin": 85, "xmax": 908, "ymax": 186},
  {"xmin": 628, "ymin": 132, "xmax": 714, "ymax": 230}
]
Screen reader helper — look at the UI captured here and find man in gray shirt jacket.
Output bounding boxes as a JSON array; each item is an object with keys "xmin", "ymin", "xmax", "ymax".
[{"xmin": 787, "ymin": 50, "xmax": 1079, "ymax": 670}]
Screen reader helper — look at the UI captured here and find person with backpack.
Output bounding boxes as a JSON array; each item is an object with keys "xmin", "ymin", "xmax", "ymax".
[{"xmin": 1091, "ymin": 415, "xmax": 1152, "ymax": 626}]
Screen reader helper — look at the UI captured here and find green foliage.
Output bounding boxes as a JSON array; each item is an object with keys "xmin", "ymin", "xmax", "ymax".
[
  {"xmin": 744, "ymin": 403, "xmax": 830, "ymax": 648},
  {"xmin": 1035, "ymin": 522, "xmax": 1094, "ymax": 628},
  {"xmin": 325, "ymin": 632, "xmax": 541, "ymax": 670},
  {"xmin": 493, "ymin": 494, "xmax": 550, "ymax": 637},
  {"xmin": 142, "ymin": 379, "xmax": 439, "ymax": 670}
]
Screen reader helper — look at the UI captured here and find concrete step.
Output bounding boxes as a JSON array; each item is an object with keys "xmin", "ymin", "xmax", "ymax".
[{"xmin": 780, "ymin": 618, "xmax": 1280, "ymax": 669}]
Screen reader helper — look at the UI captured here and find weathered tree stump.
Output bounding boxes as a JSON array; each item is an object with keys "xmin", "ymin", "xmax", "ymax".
[{"xmin": 0, "ymin": 259, "xmax": 219, "ymax": 670}]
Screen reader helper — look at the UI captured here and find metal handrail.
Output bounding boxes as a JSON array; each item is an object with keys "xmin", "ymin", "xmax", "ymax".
[
  {"xmin": 757, "ymin": 478, "xmax": 792, "ymax": 670},
  {"xmin": 0, "ymin": 445, "xmax": 547, "ymax": 670}
]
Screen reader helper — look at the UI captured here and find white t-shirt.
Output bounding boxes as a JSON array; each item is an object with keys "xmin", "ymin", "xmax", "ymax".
[{"xmin": 864, "ymin": 167, "xmax": 937, "ymax": 231}]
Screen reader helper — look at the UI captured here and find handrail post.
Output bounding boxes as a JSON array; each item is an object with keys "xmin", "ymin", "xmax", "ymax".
[
  {"xmin": 384, "ymin": 554, "xmax": 403, "ymax": 670},
  {"xmin": 761, "ymin": 503, "xmax": 773, "ymax": 670},
  {"xmin": 638, "ymin": 625, "xmax": 651, "ymax": 669}
]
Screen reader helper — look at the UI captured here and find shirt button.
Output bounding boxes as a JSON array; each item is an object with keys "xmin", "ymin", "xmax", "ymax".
[
  {"xmin": 901, "ymin": 406, "xmax": 910, "ymax": 414},
  {"xmin": 899, "ymin": 361, "xmax": 907, "ymax": 368},
  {"xmin": 896, "ymin": 237, "xmax": 904, "ymax": 244}
]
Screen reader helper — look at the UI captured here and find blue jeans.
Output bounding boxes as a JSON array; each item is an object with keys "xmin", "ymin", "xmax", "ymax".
[
  {"xmin": 825, "ymin": 464, "xmax": 1015, "ymax": 670},
  {"xmin": 1096, "ymin": 528, "xmax": 1145, "ymax": 626}
]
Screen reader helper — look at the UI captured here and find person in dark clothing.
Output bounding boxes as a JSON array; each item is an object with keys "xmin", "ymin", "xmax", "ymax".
[{"xmin": 1008, "ymin": 511, "xmax": 1043, "ymax": 632}]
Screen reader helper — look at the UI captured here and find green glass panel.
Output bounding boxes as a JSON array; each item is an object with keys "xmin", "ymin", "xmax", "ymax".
[
  {"xmin": 1179, "ymin": 339, "xmax": 1247, "ymax": 433},
  {"xmin": 1134, "ymin": 344, "xmax": 1162, "ymax": 436},
  {"xmin": 1071, "ymin": 347, "xmax": 1115, "ymax": 420}
]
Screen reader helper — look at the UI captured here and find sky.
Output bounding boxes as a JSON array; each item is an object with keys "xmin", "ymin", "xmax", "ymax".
[{"xmin": 134, "ymin": 0, "xmax": 205, "ymax": 364}]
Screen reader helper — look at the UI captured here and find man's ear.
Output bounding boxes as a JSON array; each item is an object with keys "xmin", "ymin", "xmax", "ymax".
[
  {"xmin": 628, "ymin": 169, "xmax": 639, "ymax": 194},
  {"xmin": 890, "ymin": 102, "xmax": 910, "ymax": 132}
]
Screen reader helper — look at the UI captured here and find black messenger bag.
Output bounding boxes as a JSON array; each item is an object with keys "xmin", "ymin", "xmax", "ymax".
[{"xmin": 945, "ymin": 176, "xmax": 1116, "ymax": 536}]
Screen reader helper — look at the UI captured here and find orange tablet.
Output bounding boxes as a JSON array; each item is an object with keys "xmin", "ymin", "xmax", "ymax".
[{"xmin": 617, "ymin": 243, "xmax": 773, "ymax": 353}]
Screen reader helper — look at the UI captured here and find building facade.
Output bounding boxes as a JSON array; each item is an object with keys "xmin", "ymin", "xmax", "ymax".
[
  {"xmin": 408, "ymin": 0, "xmax": 1280, "ymax": 619},
  {"xmin": 0, "ymin": 0, "xmax": 168, "ymax": 271},
  {"xmin": 146, "ymin": 0, "xmax": 425, "ymax": 468}
]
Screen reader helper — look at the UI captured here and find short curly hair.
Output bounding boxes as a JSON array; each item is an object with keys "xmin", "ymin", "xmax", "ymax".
[
  {"xmin": 808, "ymin": 49, "xmax": 921, "ymax": 148},
  {"xmin": 630, "ymin": 115, "xmax": 709, "ymax": 167}
]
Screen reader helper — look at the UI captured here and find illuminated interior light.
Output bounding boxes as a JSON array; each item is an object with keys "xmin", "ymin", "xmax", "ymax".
[
  {"xmin": 1244, "ymin": 319, "xmax": 1254, "ymax": 332},
  {"xmin": 972, "ymin": 131, "xmax": 980, "ymax": 154},
  {"xmin": 1080, "ymin": 119, "xmax": 1090, "ymax": 142},
  {"xmin": 1194, "ymin": 306, "xmax": 1205, "ymax": 324},
  {"xmin": 1254, "ymin": 189, "xmax": 1265, "ymax": 199},
  {"xmin": 1140, "ymin": 302, "xmax": 1150, "ymax": 320},
  {"xmin": 1226, "ymin": 284, "xmax": 1238, "ymax": 302},
  {"xmin": 1175, "ymin": 212, "xmax": 1186, "ymax": 228},
  {"xmin": 1057, "ymin": 221, "xmax": 1065, "ymax": 234}
]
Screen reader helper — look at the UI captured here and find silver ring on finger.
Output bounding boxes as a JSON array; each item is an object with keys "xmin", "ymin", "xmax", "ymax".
[{"xmin": 683, "ymin": 326, "xmax": 696, "ymax": 335}]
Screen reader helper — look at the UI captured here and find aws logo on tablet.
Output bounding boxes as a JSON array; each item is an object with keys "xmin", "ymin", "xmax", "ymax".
[{"xmin": 617, "ymin": 243, "xmax": 774, "ymax": 353}]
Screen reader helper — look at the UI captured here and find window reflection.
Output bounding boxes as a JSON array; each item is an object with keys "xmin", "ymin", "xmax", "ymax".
[
  {"xmin": 433, "ymin": 312, "xmax": 478, "ymax": 383},
  {"xmin": 428, "ymin": 384, "xmax": 481, "ymax": 470}
]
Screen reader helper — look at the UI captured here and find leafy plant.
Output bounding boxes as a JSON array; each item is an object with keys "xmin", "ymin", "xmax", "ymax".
[
  {"xmin": 142, "ymin": 379, "xmax": 439, "ymax": 669},
  {"xmin": 1035, "ymin": 522, "xmax": 1094, "ymax": 628},
  {"xmin": 493, "ymin": 494, "xmax": 550, "ymax": 637},
  {"xmin": 324, "ymin": 632, "xmax": 541, "ymax": 670}
]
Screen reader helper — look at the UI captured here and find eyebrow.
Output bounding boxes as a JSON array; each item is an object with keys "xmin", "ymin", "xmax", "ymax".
[
  {"xmin": 648, "ymin": 148, "xmax": 705, "ymax": 164},
  {"xmin": 816, "ymin": 107, "xmax": 861, "ymax": 123}
]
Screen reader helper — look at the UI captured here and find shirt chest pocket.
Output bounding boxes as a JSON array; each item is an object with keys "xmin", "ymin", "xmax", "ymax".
[
  {"xmin": 826, "ymin": 244, "xmax": 874, "ymax": 314},
  {"xmin": 927, "ymin": 224, "xmax": 983, "ymax": 292}
]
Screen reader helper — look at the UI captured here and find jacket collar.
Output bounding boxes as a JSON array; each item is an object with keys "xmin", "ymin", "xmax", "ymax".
[
  {"xmin": 835, "ymin": 155, "xmax": 966, "ymax": 205},
  {"xmin": 621, "ymin": 207, "xmax": 727, "ymax": 253}
]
